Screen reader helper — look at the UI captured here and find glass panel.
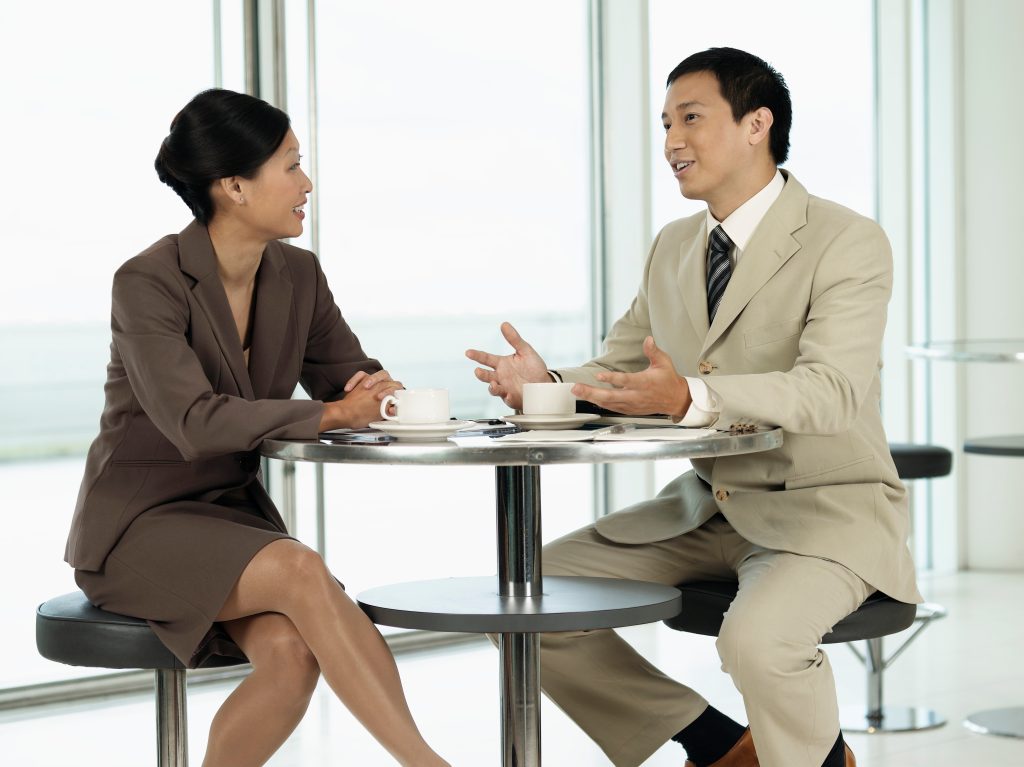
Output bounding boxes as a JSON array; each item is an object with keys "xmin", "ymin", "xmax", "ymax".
[
  {"xmin": 0, "ymin": 0, "xmax": 217, "ymax": 688},
  {"xmin": 647, "ymin": 0, "xmax": 876, "ymax": 491},
  {"xmin": 306, "ymin": 1, "xmax": 595, "ymax": 596}
]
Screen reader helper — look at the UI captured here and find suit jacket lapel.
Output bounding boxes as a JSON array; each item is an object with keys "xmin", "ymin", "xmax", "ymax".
[
  {"xmin": 247, "ymin": 241, "xmax": 294, "ymax": 400},
  {"xmin": 701, "ymin": 173, "xmax": 808, "ymax": 352},
  {"xmin": 678, "ymin": 222, "xmax": 711, "ymax": 340},
  {"xmin": 178, "ymin": 221, "xmax": 256, "ymax": 400}
]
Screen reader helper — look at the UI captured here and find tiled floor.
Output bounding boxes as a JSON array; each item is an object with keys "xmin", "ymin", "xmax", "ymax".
[{"xmin": 3, "ymin": 571, "xmax": 1022, "ymax": 766}]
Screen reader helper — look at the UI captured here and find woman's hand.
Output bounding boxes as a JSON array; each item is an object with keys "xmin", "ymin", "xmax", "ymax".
[{"xmin": 319, "ymin": 370, "xmax": 403, "ymax": 430}]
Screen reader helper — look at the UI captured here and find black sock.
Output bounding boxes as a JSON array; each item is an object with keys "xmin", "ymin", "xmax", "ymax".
[
  {"xmin": 671, "ymin": 706, "xmax": 747, "ymax": 766},
  {"xmin": 821, "ymin": 733, "xmax": 846, "ymax": 767}
]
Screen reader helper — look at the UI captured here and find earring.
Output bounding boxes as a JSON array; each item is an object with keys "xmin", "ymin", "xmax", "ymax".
[{"xmin": 238, "ymin": 195, "xmax": 245, "ymax": 205}]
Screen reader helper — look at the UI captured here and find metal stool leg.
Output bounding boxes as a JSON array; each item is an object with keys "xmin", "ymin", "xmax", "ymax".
[
  {"xmin": 840, "ymin": 606, "xmax": 947, "ymax": 733},
  {"xmin": 156, "ymin": 668, "xmax": 188, "ymax": 767}
]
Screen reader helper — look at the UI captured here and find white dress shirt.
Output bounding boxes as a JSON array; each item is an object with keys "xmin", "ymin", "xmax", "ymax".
[{"xmin": 680, "ymin": 170, "xmax": 785, "ymax": 426}]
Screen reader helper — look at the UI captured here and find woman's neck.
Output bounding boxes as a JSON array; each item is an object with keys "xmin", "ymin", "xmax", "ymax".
[{"xmin": 207, "ymin": 217, "xmax": 265, "ymax": 288}]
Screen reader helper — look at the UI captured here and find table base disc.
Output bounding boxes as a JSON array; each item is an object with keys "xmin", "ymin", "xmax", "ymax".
[
  {"xmin": 358, "ymin": 575, "xmax": 682, "ymax": 633},
  {"xmin": 839, "ymin": 705, "xmax": 945, "ymax": 733},
  {"xmin": 964, "ymin": 706, "xmax": 1024, "ymax": 738}
]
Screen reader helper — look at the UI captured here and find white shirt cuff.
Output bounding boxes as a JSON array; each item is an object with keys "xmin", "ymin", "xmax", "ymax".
[{"xmin": 680, "ymin": 377, "xmax": 720, "ymax": 426}]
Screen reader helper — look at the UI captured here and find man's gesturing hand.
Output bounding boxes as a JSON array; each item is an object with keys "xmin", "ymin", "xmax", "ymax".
[
  {"xmin": 571, "ymin": 337, "xmax": 693, "ymax": 421},
  {"xmin": 466, "ymin": 322, "xmax": 551, "ymax": 410}
]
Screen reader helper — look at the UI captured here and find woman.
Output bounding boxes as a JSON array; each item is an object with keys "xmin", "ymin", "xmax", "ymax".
[{"xmin": 65, "ymin": 89, "xmax": 451, "ymax": 767}]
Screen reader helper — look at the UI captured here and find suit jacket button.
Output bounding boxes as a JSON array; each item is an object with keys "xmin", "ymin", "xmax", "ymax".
[
  {"xmin": 715, "ymin": 488, "xmax": 730, "ymax": 501},
  {"xmin": 698, "ymin": 361, "xmax": 714, "ymax": 375}
]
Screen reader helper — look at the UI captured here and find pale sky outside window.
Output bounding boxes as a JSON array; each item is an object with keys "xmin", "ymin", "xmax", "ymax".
[
  {"xmin": 0, "ymin": 0, "xmax": 222, "ymax": 688},
  {"xmin": 307, "ymin": 1, "xmax": 596, "ymax": 599}
]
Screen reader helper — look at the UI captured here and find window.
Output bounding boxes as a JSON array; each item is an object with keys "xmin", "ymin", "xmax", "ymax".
[
  {"xmin": 0, "ymin": 0, "xmax": 235, "ymax": 688},
  {"xmin": 290, "ymin": 1, "xmax": 596, "ymax": 596}
]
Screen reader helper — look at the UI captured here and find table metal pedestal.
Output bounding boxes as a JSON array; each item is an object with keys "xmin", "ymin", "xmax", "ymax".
[
  {"xmin": 961, "ymin": 435, "xmax": 1024, "ymax": 739},
  {"xmin": 358, "ymin": 465, "xmax": 682, "ymax": 767},
  {"xmin": 261, "ymin": 428, "xmax": 783, "ymax": 765}
]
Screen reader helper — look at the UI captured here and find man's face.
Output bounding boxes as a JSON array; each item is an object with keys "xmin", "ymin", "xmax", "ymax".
[{"xmin": 661, "ymin": 71, "xmax": 762, "ymax": 217}]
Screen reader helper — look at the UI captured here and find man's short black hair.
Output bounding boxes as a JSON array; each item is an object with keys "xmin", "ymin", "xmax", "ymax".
[{"xmin": 666, "ymin": 47, "xmax": 792, "ymax": 164}]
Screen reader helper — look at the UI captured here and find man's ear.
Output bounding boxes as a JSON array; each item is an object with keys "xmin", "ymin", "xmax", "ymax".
[{"xmin": 747, "ymin": 106, "xmax": 774, "ymax": 149}]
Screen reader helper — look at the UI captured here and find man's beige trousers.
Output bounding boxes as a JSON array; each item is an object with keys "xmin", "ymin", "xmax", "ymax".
[{"xmin": 539, "ymin": 514, "xmax": 871, "ymax": 767}]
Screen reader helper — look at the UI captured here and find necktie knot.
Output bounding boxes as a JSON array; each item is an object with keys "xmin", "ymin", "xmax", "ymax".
[{"xmin": 706, "ymin": 225, "xmax": 733, "ymax": 323}]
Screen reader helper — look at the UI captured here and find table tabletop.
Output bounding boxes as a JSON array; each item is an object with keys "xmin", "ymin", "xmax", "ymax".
[
  {"xmin": 260, "ymin": 427, "xmax": 783, "ymax": 466},
  {"xmin": 906, "ymin": 338, "xmax": 1024, "ymax": 363},
  {"xmin": 963, "ymin": 435, "xmax": 1024, "ymax": 457}
]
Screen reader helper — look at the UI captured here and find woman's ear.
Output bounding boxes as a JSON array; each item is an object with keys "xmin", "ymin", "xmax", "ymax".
[{"xmin": 217, "ymin": 176, "xmax": 246, "ymax": 206}]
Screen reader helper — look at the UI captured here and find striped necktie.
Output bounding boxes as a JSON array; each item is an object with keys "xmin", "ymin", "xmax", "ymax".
[{"xmin": 706, "ymin": 225, "xmax": 734, "ymax": 323}]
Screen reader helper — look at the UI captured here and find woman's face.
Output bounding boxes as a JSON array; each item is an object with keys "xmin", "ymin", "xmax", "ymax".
[{"xmin": 235, "ymin": 129, "xmax": 312, "ymax": 240}]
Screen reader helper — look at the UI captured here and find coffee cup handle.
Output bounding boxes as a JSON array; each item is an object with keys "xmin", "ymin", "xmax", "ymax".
[{"xmin": 380, "ymin": 394, "xmax": 400, "ymax": 421}]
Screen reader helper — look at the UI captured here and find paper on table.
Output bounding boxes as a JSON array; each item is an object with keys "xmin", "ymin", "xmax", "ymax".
[
  {"xmin": 593, "ymin": 427, "xmax": 718, "ymax": 441},
  {"xmin": 495, "ymin": 428, "xmax": 718, "ymax": 444},
  {"xmin": 494, "ymin": 430, "xmax": 598, "ymax": 443}
]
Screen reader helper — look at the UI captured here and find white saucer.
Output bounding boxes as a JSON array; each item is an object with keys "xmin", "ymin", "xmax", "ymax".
[
  {"xmin": 368, "ymin": 420, "xmax": 476, "ymax": 441},
  {"xmin": 503, "ymin": 413, "xmax": 600, "ymax": 431}
]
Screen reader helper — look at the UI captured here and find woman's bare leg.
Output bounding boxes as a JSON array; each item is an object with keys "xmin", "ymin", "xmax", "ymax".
[
  {"xmin": 202, "ymin": 612, "xmax": 320, "ymax": 767},
  {"xmin": 216, "ymin": 539, "xmax": 450, "ymax": 767}
]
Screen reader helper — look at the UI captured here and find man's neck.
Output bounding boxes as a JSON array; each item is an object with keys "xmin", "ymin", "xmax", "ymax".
[{"xmin": 706, "ymin": 163, "xmax": 778, "ymax": 222}]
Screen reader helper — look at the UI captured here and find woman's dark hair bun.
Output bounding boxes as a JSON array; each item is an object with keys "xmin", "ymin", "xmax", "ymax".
[{"xmin": 154, "ymin": 89, "xmax": 290, "ymax": 224}]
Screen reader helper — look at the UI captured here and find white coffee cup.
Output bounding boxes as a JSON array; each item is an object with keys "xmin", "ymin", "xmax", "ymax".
[
  {"xmin": 379, "ymin": 388, "xmax": 450, "ymax": 424},
  {"xmin": 522, "ymin": 382, "xmax": 576, "ymax": 416}
]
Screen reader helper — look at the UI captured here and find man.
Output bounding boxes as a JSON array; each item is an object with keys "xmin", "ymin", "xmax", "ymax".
[{"xmin": 466, "ymin": 47, "xmax": 920, "ymax": 767}]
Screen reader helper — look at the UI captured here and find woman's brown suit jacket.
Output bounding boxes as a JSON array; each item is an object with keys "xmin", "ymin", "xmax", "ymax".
[{"xmin": 65, "ymin": 220, "xmax": 380, "ymax": 572}]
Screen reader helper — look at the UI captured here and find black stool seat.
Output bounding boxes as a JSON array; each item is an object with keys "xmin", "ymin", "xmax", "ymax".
[
  {"xmin": 36, "ymin": 591, "xmax": 242, "ymax": 671},
  {"xmin": 37, "ymin": 591, "xmax": 245, "ymax": 766},
  {"xmin": 37, "ymin": 592, "xmax": 182, "ymax": 670},
  {"xmin": 888, "ymin": 443, "xmax": 953, "ymax": 480},
  {"xmin": 663, "ymin": 581, "xmax": 916, "ymax": 642}
]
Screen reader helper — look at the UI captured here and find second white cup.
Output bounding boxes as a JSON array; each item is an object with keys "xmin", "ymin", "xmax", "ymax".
[
  {"xmin": 380, "ymin": 388, "xmax": 450, "ymax": 424},
  {"xmin": 522, "ymin": 382, "xmax": 576, "ymax": 416}
]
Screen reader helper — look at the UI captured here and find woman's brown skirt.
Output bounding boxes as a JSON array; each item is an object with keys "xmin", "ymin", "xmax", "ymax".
[{"xmin": 75, "ymin": 493, "xmax": 292, "ymax": 668}]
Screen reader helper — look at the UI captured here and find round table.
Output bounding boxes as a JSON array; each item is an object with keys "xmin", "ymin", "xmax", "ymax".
[
  {"xmin": 908, "ymin": 339, "xmax": 1024, "ymax": 739},
  {"xmin": 261, "ymin": 427, "xmax": 783, "ymax": 766}
]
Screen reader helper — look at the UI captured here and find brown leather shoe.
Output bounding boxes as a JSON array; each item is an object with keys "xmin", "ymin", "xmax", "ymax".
[
  {"xmin": 684, "ymin": 727, "xmax": 758, "ymax": 767},
  {"xmin": 845, "ymin": 743, "xmax": 856, "ymax": 766}
]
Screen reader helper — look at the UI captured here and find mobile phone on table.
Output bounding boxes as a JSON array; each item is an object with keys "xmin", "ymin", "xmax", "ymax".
[
  {"xmin": 319, "ymin": 428, "xmax": 395, "ymax": 444},
  {"xmin": 453, "ymin": 419, "xmax": 520, "ymax": 437}
]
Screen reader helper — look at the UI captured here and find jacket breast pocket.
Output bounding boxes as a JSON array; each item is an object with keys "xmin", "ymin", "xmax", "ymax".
[
  {"xmin": 744, "ymin": 316, "xmax": 804, "ymax": 349},
  {"xmin": 784, "ymin": 455, "xmax": 877, "ymax": 491},
  {"xmin": 111, "ymin": 459, "xmax": 192, "ymax": 468}
]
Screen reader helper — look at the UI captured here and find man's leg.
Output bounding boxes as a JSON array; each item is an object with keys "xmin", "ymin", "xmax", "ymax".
[
  {"xmin": 717, "ymin": 549, "xmax": 871, "ymax": 767},
  {"xmin": 539, "ymin": 517, "xmax": 735, "ymax": 767}
]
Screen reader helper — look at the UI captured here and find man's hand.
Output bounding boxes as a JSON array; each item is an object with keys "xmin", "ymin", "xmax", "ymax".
[
  {"xmin": 466, "ymin": 322, "xmax": 551, "ymax": 410},
  {"xmin": 571, "ymin": 337, "xmax": 692, "ymax": 421}
]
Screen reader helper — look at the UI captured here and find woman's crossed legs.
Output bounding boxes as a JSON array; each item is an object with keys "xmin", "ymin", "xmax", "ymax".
[{"xmin": 203, "ymin": 538, "xmax": 450, "ymax": 767}]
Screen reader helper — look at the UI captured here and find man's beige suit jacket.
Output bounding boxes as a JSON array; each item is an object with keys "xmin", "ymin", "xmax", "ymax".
[{"xmin": 557, "ymin": 172, "xmax": 922, "ymax": 605}]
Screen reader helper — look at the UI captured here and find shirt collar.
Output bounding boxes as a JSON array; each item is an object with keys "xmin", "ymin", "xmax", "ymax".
[{"xmin": 705, "ymin": 169, "xmax": 785, "ymax": 257}]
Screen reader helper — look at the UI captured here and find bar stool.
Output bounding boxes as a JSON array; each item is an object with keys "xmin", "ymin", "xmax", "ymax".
[
  {"xmin": 835, "ymin": 442, "xmax": 953, "ymax": 733},
  {"xmin": 36, "ymin": 591, "xmax": 246, "ymax": 767},
  {"xmin": 664, "ymin": 443, "xmax": 952, "ymax": 735}
]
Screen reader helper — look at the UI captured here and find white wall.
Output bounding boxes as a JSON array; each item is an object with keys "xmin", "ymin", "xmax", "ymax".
[{"xmin": 959, "ymin": 0, "xmax": 1024, "ymax": 569}]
